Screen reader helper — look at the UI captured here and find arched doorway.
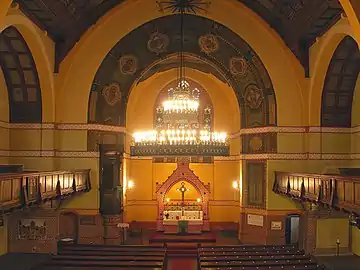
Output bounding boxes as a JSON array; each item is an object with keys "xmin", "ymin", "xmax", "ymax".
[
  {"xmin": 59, "ymin": 212, "xmax": 79, "ymax": 243},
  {"xmin": 156, "ymin": 159, "xmax": 210, "ymax": 232}
]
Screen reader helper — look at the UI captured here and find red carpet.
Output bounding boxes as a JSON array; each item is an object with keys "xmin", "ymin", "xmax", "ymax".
[{"xmin": 167, "ymin": 257, "xmax": 198, "ymax": 270}]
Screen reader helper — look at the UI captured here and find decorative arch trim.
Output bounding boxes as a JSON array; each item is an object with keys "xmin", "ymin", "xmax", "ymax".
[{"xmin": 155, "ymin": 159, "xmax": 210, "ymax": 231}]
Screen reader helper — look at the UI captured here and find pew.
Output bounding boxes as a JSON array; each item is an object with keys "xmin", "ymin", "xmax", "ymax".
[
  {"xmin": 198, "ymin": 244, "xmax": 323, "ymax": 270},
  {"xmin": 33, "ymin": 244, "xmax": 167, "ymax": 270}
]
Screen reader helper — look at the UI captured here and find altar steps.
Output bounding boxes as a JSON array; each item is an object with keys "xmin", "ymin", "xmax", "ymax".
[{"xmin": 149, "ymin": 232, "xmax": 216, "ymax": 244}]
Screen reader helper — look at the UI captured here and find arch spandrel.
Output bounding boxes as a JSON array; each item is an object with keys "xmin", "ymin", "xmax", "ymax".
[{"xmin": 89, "ymin": 14, "xmax": 276, "ymax": 129}]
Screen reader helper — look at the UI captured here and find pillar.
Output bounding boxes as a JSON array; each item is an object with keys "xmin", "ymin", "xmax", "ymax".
[{"xmin": 102, "ymin": 215, "xmax": 122, "ymax": 245}]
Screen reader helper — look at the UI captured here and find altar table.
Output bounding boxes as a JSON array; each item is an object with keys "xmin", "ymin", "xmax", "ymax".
[{"xmin": 163, "ymin": 210, "xmax": 203, "ymax": 234}]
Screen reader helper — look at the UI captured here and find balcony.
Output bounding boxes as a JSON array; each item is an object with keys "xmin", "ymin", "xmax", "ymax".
[
  {"xmin": 273, "ymin": 171, "xmax": 360, "ymax": 216},
  {"xmin": 0, "ymin": 169, "xmax": 91, "ymax": 213}
]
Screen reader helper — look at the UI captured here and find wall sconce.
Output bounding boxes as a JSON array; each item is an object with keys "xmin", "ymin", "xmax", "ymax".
[
  {"xmin": 232, "ymin": 180, "xmax": 240, "ymax": 190},
  {"xmin": 197, "ymin": 198, "xmax": 201, "ymax": 203},
  {"xmin": 166, "ymin": 198, "xmax": 170, "ymax": 203},
  {"xmin": 127, "ymin": 180, "xmax": 134, "ymax": 190}
]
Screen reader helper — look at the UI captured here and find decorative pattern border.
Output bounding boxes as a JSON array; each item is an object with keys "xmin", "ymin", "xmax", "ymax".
[
  {"xmin": 1, "ymin": 121, "xmax": 359, "ymax": 136},
  {"xmin": 0, "ymin": 150, "xmax": 359, "ymax": 160}
]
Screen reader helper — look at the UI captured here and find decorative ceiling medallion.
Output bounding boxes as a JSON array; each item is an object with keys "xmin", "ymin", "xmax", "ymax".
[
  {"xmin": 147, "ymin": 32, "xmax": 170, "ymax": 54},
  {"xmin": 249, "ymin": 136, "xmax": 263, "ymax": 152},
  {"xmin": 229, "ymin": 56, "xmax": 248, "ymax": 76},
  {"xmin": 101, "ymin": 83, "xmax": 122, "ymax": 106},
  {"xmin": 198, "ymin": 34, "xmax": 219, "ymax": 54},
  {"xmin": 244, "ymin": 84, "xmax": 264, "ymax": 109},
  {"xmin": 119, "ymin": 55, "xmax": 138, "ymax": 75}
]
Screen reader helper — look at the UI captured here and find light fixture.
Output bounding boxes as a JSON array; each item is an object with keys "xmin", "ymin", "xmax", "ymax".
[
  {"xmin": 130, "ymin": 0, "xmax": 229, "ymax": 157},
  {"xmin": 166, "ymin": 198, "xmax": 171, "ymax": 203},
  {"xmin": 127, "ymin": 180, "xmax": 134, "ymax": 190},
  {"xmin": 232, "ymin": 180, "xmax": 239, "ymax": 190},
  {"xmin": 197, "ymin": 198, "xmax": 201, "ymax": 203}
]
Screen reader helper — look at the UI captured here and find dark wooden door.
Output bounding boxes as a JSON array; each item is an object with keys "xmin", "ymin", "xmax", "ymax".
[
  {"xmin": 59, "ymin": 212, "xmax": 78, "ymax": 242},
  {"xmin": 99, "ymin": 144, "xmax": 122, "ymax": 215}
]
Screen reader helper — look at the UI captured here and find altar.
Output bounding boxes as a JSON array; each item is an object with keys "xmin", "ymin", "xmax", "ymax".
[{"xmin": 163, "ymin": 210, "xmax": 203, "ymax": 234}]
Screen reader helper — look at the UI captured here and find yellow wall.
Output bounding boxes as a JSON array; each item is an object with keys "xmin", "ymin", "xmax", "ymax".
[
  {"xmin": 352, "ymin": 226, "xmax": 360, "ymax": 255},
  {"xmin": 316, "ymin": 219, "xmax": 349, "ymax": 250},
  {"xmin": 125, "ymin": 159, "xmax": 240, "ymax": 223}
]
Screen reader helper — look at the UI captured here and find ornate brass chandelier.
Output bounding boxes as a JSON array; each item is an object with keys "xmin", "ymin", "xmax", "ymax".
[{"xmin": 130, "ymin": 0, "xmax": 229, "ymax": 157}]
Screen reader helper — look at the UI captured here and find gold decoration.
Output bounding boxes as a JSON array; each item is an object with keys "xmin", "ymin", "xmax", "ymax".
[
  {"xmin": 249, "ymin": 136, "xmax": 263, "ymax": 152},
  {"xmin": 119, "ymin": 55, "xmax": 137, "ymax": 75},
  {"xmin": 101, "ymin": 83, "xmax": 122, "ymax": 106},
  {"xmin": 229, "ymin": 56, "xmax": 248, "ymax": 76},
  {"xmin": 244, "ymin": 84, "xmax": 264, "ymax": 109},
  {"xmin": 198, "ymin": 34, "xmax": 219, "ymax": 54},
  {"xmin": 147, "ymin": 32, "xmax": 169, "ymax": 54}
]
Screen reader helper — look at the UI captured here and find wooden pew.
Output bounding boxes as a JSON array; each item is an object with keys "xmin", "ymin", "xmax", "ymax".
[
  {"xmin": 33, "ymin": 244, "xmax": 167, "ymax": 270},
  {"xmin": 198, "ymin": 245, "xmax": 322, "ymax": 270}
]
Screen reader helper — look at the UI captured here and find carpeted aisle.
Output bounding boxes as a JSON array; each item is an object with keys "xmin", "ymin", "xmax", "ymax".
[{"xmin": 167, "ymin": 257, "xmax": 198, "ymax": 270}]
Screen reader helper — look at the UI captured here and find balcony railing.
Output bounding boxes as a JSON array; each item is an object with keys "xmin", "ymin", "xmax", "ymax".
[
  {"xmin": 273, "ymin": 171, "xmax": 360, "ymax": 215},
  {"xmin": 0, "ymin": 169, "xmax": 91, "ymax": 213}
]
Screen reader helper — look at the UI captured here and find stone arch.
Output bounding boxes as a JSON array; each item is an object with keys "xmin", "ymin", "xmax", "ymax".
[
  {"xmin": 308, "ymin": 18, "xmax": 355, "ymax": 126},
  {"xmin": 0, "ymin": 26, "xmax": 42, "ymax": 123},
  {"xmin": 321, "ymin": 36, "xmax": 360, "ymax": 127},
  {"xmin": 339, "ymin": 0, "xmax": 360, "ymax": 44},
  {"xmin": 155, "ymin": 160, "xmax": 210, "ymax": 231},
  {"xmin": 2, "ymin": 13, "xmax": 56, "ymax": 122}
]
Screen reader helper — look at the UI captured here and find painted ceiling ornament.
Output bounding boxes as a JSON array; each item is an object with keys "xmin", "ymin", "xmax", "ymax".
[
  {"xmin": 147, "ymin": 32, "xmax": 170, "ymax": 54},
  {"xmin": 101, "ymin": 83, "xmax": 122, "ymax": 106},
  {"xmin": 119, "ymin": 54, "xmax": 138, "ymax": 75},
  {"xmin": 244, "ymin": 84, "xmax": 264, "ymax": 109},
  {"xmin": 229, "ymin": 56, "xmax": 248, "ymax": 77},
  {"xmin": 198, "ymin": 34, "xmax": 219, "ymax": 54}
]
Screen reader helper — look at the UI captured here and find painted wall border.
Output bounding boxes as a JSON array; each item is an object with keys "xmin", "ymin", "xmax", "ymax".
[{"xmin": 2, "ymin": 121, "xmax": 360, "ymax": 135}]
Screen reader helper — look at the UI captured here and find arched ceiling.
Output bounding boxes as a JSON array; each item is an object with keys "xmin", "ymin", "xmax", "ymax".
[
  {"xmin": 0, "ymin": 26, "xmax": 42, "ymax": 123},
  {"xmin": 321, "ymin": 36, "xmax": 360, "ymax": 127},
  {"xmin": 15, "ymin": 0, "xmax": 343, "ymax": 74},
  {"xmin": 88, "ymin": 14, "xmax": 276, "ymax": 129}
]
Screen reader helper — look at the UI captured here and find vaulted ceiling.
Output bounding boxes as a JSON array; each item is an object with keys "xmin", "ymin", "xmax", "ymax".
[{"xmin": 15, "ymin": 0, "xmax": 343, "ymax": 74}]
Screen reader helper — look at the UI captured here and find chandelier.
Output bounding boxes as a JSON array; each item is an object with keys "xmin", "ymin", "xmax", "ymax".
[{"xmin": 130, "ymin": 0, "xmax": 229, "ymax": 157}]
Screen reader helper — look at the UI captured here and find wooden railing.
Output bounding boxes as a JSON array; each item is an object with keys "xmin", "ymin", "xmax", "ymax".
[
  {"xmin": 0, "ymin": 169, "xmax": 91, "ymax": 213},
  {"xmin": 273, "ymin": 171, "xmax": 360, "ymax": 216}
]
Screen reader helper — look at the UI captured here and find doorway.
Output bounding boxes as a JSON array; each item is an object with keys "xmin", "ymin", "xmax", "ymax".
[
  {"xmin": 285, "ymin": 214, "xmax": 300, "ymax": 245},
  {"xmin": 59, "ymin": 212, "xmax": 78, "ymax": 243}
]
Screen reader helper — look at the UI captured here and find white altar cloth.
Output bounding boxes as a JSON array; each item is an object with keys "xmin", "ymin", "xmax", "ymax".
[{"xmin": 163, "ymin": 210, "xmax": 203, "ymax": 221}]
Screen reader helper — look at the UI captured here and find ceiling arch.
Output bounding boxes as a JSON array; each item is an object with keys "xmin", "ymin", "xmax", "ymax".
[
  {"xmin": 0, "ymin": 26, "xmax": 42, "ymax": 123},
  {"xmin": 321, "ymin": 35, "xmax": 360, "ymax": 127},
  {"xmin": 16, "ymin": 0, "xmax": 343, "ymax": 73},
  {"xmin": 88, "ymin": 14, "xmax": 276, "ymax": 129}
]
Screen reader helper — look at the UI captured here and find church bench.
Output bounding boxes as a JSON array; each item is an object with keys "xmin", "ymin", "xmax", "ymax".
[
  {"xmin": 52, "ymin": 255, "xmax": 165, "ymax": 262},
  {"xmin": 199, "ymin": 254, "xmax": 311, "ymax": 262},
  {"xmin": 199, "ymin": 245, "xmax": 297, "ymax": 252},
  {"xmin": 199, "ymin": 250, "xmax": 305, "ymax": 256},
  {"xmin": 199, "ymin": 260, "xmax": 319, "ymax": 268},
  {"xmin": 200, "ymin": 266, "xmax": 320, "ymax": 270},
  {"xmin": 59, "ymin": 251, "xmax": 165, "ymax": 257},
  {"xmin": 33, "ymin": 260, "xmax": 164, "ymax": 269}
]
